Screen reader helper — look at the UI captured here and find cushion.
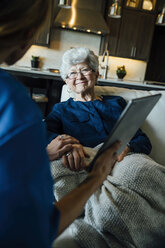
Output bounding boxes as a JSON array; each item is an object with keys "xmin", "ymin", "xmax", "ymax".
[{"xmin": 61, "ymin": 85, "xmax": 165, "ymax": 165}]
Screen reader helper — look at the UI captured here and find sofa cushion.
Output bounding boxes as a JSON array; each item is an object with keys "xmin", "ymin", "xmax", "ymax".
[{"xmin": 61, "ymin": 85, "xmax": 165, "ymax": 165}]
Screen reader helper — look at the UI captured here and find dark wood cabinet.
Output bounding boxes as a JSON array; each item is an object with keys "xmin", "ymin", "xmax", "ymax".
[
  {"xmin": 116, "ymin": 9, "xmax": 155, "ymax": 60},
  {"xmin": 155, "ymin": 0, "xmax": 165, "ymax": 12},
  {"xmin": 35, "ymin": 21, "xmax": 51, "ymax": 46},
  {"xmin": 99, "ymin": 17, "xmax": 121, "ymax": 56},
  {"xmin": 34, "ymin": 0, "xmax": 55, "ymax": 46},
  {"xmin": 116, "ymin": 9, "xmax": 138, "ymax": 58},
  {"xmin": 135, "ymin": 11, "xmax": 155, "ymax": 60},
  {"xmin": 100, "ymin": 0, "xmax": 156, "ymax": 61},
  {"xmin": 145, "ymin": 25, "xmax": 165, "ymax": 83},
  {"xmin": 6, "ymin": 69, "xmax": 64, "ymax": 117}
]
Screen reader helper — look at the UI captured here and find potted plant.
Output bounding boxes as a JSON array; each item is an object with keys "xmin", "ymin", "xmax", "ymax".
[
  {"xmin": 31, "ymin": 56, "xmax": 40, "ymax": 68},
  {"xmin": 116, "ymin": 65, "xmax": 127, "ymax": 79}
]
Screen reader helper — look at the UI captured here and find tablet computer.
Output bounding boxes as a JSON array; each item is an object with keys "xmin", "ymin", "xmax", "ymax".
[{"xmin": 88, "ymin": 93, "xmax": 161, "ymax": 172}]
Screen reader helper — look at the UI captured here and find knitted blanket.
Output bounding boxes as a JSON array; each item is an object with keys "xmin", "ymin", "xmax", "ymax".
[
  {"xmin": 51, "ymin": 145, "xmax": 99, "ymax": 201},
  {"xmin": 51, "ymin": 151, "xmax": 165, "ymax": 248}
]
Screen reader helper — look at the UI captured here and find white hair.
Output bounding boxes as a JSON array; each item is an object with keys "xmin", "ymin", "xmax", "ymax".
[{"xmin": 60, "ymin": 47, "xmax": 99, "ymax": 80}]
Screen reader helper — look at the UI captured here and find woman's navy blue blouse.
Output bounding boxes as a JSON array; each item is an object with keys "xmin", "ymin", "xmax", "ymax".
[{"xmin": 45, "ymin": 96, "xmax": 152, "ymax": 154}]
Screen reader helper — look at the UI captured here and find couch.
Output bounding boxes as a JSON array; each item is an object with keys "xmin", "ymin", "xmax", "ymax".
[
  {"xmin": 52, "ymin": 84, "xmax": 165, "ymax": 248},
  {"xmin": 61, "ymin": 84, "xmax": 165, "ymax": 166}
]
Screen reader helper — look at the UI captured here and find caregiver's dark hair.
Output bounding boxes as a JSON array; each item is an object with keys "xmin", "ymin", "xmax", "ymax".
[{"xmin": 0, "ymin": 0, "xmax": 51, "ymax": 49}]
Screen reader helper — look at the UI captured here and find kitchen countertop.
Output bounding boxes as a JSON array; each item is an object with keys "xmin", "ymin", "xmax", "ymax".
[
  {"xmin": 0, "ymin": 65, "xmax": 62, "ymax": 80},
  {"xmin": 1, "ymin": 65, "xmax": 165, "ymax": 90},
  {"xmin": 98, "ymin": 77, "xmax": 165, "ymax": 90}
]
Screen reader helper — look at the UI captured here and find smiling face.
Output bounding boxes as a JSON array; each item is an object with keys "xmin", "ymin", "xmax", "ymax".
[{"xmin": 65, "ymin": 62, "xmax": 99, "ymax": 97}]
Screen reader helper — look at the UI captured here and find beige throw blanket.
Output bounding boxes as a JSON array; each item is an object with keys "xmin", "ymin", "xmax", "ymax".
[{"xmin": 51, "ymin": 151, "xmax": 165, "ymax": 248}]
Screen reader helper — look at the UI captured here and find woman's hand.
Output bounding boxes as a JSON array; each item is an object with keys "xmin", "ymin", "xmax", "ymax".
[
  {"xmin": 62, "ymin": 144, "xmax": 90, "ymax": 171},
  {"xmin": 47, "ymin": 135, "xmax": 79, "ymax": 161},
  {"xmin": 117, "ymin": 145, "xmax": 131, "ymax": 162}
]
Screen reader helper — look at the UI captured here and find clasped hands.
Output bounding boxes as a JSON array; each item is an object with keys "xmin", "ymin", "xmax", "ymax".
[
  {"xmin": 47, "ymin": 134, "xmax": 130, "ymax": 171},
  {"xmin": 47, "ymin": 134, "xmax": 90, "ymax": 171}
]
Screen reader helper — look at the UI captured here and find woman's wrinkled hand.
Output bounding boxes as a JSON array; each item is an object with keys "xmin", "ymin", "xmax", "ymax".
[
  {"xmin": 117, "ymin": 145, "xmax": 131, "ymax": 162},
  {"xmin": 62, "ymin": 144, "xmax": 90, "ymax": 171},
  {"xmin": 47, "ymin": 134, "xmax": 79, "ymax": 161}
]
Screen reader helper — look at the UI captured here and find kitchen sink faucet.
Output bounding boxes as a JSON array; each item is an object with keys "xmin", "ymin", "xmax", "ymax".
[{"xmin": 102, "ymin": 46, "xmax": 109, "ymax": 79}]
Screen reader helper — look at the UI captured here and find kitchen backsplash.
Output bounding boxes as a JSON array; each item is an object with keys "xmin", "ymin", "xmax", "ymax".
[
  {"xmin": 99, "ymin": 56, "xmax": 147, "ymax": 82},
  {"xmin": 14, "ymin": 29, "xmax": 100, "ymax": 69},
  {"xmin": 14, "ymin": 29, "xmax": 146, "ymax": 82}
]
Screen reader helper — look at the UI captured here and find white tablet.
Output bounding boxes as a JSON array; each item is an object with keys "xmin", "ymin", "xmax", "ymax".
[{"xmin": 88, "ymin": 93, "xmax": 161, "ymax": 172}]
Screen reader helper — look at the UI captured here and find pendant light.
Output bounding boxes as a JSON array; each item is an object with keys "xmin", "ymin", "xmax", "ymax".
[
  {"xmin": 58, "ymin": 0, "xmax": 72, "ymax": 8},
  {"xmin": 108, "ymin": 0, "xmax": 121, "ymax": 18}
]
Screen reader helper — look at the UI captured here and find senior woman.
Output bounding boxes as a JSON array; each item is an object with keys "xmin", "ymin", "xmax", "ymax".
[
  {"xmin": 45, "ymin": 47, "xmax": 152, "ymax": 170},
  {"xmin": 48, "ymin": 48, "xmax": 165, "ymax": 248}
]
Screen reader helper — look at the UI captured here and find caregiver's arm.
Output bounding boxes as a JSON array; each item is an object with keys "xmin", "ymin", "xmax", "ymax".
[{"xmin": 55, "ymin": 141, "xmax": 121, "ymax": 235}]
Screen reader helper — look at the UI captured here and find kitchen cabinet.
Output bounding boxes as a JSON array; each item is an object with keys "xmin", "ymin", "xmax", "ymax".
[
  {"xmin": 35, "ymin": 21, "xmax": 51, "ymax": 46},
  {"xmin": 4, "ymin": 69, "xmax": 64, "ymax": 117},
  {"xmin": 100, "ymin": 0, "xmax": 156, "ymax": 60},
  {"xmin": 116, "ymin": 9, "xmax": 155, "ymax": 60},
  {"xmin": 145, "ymin": 25, "xmax": 165, "ymax": 83},
  {"xmin": 34, "ymin": 0, "xmax": 56, "ymax": 46},
  {"xmin": 99, "ymin": 0, "xmax": 121, "ymax": 56},
  {"xmin": 99, "ymin": 17, "xmax": 121, "ymax": 55},
  {"xmin": 156, "ymin": 0, "xmax": 165, "ymax": 11}
]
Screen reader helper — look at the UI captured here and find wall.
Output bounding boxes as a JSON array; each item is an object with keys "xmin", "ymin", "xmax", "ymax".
[
  {"xmin": 15, "ymin": 29, "xmax": 101, "ymax": 69},
  {"xmin": 99, "ymin": 56, "xmax": 147, "ymax": 82},
  {"xmin": 14, "ymin": 29, "xmax": 147, "ymax": 82}
]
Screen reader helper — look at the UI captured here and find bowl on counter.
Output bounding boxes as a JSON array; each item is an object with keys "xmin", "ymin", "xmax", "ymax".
[{"xmin": 48, "ymin": 69, "xmax": 60, "ymax": 74}]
